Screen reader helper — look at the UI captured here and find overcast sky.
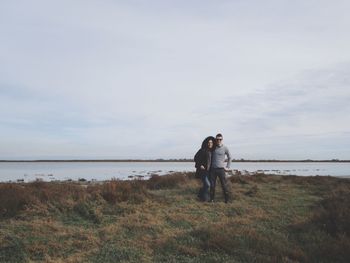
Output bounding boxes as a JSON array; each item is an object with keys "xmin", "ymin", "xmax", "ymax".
[{"xmin": 1, "ymin": 0, "xmax": 350, "ymax": 160}]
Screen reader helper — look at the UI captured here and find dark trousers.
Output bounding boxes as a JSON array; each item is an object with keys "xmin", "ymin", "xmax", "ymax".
[{"xmin": 210, "ymin": 168, "xmax": 229, "ymax": 202}]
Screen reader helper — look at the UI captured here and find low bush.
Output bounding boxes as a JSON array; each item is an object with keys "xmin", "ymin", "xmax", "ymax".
[
  {"xmin": 0, "ymin": 179, "xmax": 149, "ymax": 218},
  {"xmin": 73, "ymin": 202, "xmax": 101, "ymax": 224},
  {"xmin": 312, "ymin": 189, "xmax": 350, "ymax": 236},
  {"xmin": 100, "ymin": 179, "xmax": 148, "ymax": 204},
  {"xmin": 28, "ymin": 181, "xmax": 86, "ymax": 204},
  {"xmin": 289, "ymin": 182, "xmax": 350, "ymax": 262},
  {"xmin": 147, "ymin": 173, "xmax": 188, "ymax": 190},
  {"xmin": 0, "ymin": 184, "xmax": 33, "ymax": 217},
  {"xmin": 229, "ymin": 173, "xmax": 271, "ymax": 185}
]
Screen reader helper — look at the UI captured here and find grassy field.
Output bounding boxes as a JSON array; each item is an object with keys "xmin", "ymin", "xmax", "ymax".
[{"xmin": 1, "ymin": 172, "xmax": 350, "ymax": 262}]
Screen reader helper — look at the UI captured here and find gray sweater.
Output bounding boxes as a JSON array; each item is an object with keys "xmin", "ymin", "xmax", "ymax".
[{"xmin": 211, "ymin": 144, "xmax": 232, "ymax": 169}]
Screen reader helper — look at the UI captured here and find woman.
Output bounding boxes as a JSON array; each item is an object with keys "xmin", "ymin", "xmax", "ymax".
[{"xmin": 194, "ymin": 136, "xmax": 215, "ymax": 202}]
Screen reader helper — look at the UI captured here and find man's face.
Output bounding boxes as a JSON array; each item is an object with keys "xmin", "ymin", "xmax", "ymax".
[{"xmin": 216, "ymin": 136, "xmax": 223, "ymax": 146}]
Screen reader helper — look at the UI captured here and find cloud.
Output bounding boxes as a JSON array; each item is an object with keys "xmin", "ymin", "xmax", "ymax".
[
  {"xmin": 190, "ymin": 63, "xmax": 350, "ymax": 158},
  {"xmin": 0, "ymin": 1, "xmax": 350, "ymax": 159}
]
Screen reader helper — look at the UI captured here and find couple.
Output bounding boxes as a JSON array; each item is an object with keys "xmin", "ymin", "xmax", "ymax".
[{"xmin": 194, "ymin": 133, "xmax": 232, "ymax": 203}]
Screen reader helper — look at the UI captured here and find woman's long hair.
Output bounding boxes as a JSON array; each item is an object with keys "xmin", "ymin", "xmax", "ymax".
[{"xmin": 201, "ymin": 136, "xmax": 216, "ymax": 151}]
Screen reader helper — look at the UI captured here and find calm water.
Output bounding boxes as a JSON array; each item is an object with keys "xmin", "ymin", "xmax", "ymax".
[{"xmin": 0, "ymin": 162, "xmax": 349, "ymax": 182}]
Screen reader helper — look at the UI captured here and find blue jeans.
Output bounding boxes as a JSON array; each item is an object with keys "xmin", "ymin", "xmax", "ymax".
[{"xmin": 199, "ymin": 170, "xmax": 210, "ymax": 201}]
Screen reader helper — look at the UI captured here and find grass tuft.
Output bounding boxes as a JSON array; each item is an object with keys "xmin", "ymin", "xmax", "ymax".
[
  {"xmin": 1, "ymin": 172, "xmax": 349, "ymax": 262},
  {"xmin": 147, "ymin": 172, "xmax": 189, "ymax": 190}
]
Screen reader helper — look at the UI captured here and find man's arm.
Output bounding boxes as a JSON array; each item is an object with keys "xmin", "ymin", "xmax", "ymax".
[{"xmin": 225, "ymin": 146, "xmax": 232, "ymax": 169}]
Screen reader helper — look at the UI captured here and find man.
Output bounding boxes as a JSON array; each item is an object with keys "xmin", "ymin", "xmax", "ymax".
[{"xmin": 210, "ymin": 133, "xmax": 232, "ymax": 203}]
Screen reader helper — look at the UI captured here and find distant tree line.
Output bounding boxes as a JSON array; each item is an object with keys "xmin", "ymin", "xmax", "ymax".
[{"xmin": 0, "ymin": 158, "xmax": 349, "ymax": 162}]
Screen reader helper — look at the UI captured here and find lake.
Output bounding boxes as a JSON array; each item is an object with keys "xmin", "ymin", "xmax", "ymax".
[{"xmin": 0, "ymin": 161, "xmax": 349, "ymax": 182}]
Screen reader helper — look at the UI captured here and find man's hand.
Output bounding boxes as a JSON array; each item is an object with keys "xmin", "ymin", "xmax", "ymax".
[
  {"xmin": 224, "ymin": 167, "xmax": 231, "ymax": 172},
  {"xmin": 200, "ymin": 165, "xmax": 205, "ymax": 170}
]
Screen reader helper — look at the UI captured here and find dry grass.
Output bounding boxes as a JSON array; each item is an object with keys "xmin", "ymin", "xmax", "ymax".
[
  {"xmin": 312, "ymin": 188, "xmax": 350, "ymax": 236},
  {"xmin": 147, "ymin": 172, "xmax": 189, "ymax": 190},
  {"xmin": 1, "ymin": 172, "xmax": 350, "ymax": 262},
  {"xmin": 0, "ymin": 182, "xmax": 86, "ymax": 218},
  {"xmin": 95, "ymin": 179, "xmax": 149, "ymax": 204}
]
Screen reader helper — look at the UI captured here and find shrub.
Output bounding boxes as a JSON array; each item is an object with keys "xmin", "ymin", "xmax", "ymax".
[
  {"xmin": 289, "ymin": 183, "xmax": 350, "ymax": 262},
  {"xmin": 101, "ymin": 179, "xmax": 148, "ymax": 204},
  {"xmin": 0, "ymin": 182, "xmax": 87, "ymax": 218},
  {"xmin": 229, "ymin": 173, "xmax": 270, "ymax": 185},
  {"xmin": 73, "ymin": 202, "xmax": 101, "ymax": 224},
  {"xmin": 244, "ymin": 185, "xmax": 259, "ymax": 197},
  {"xmin": 312, "ymin": 189, "xmax": 350, "ymax": 236},
  {"xmin": 28, "ymin": 181, "xmax": 86, "ymax": 204},
  {"xmin": 147, "ymin": 173, "xmax": 188, "ymax": 190},
  {"xmin": 0, "ymin": 184, "xmax": 32, "ymax": 217}
]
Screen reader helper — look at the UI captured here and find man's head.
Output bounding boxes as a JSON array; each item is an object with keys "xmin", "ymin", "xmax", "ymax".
[{"xmin": 216, "ymin": 133, "xmax": 223, "ymax": 146}]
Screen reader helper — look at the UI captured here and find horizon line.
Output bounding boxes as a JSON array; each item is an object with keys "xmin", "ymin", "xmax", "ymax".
[{"xmin": 0, "ymin": 159, "xmax": 349, "ymax": 163}]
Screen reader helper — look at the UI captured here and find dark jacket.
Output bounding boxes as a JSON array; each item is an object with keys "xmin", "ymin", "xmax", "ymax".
[{"xmin": 194, "ymin": 136, "xmax": 215, "ymax": 171}]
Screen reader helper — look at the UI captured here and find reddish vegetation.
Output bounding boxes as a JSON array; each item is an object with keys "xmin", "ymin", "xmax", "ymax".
[
  {"xmin": 95, "ymin": 179, "xmax": 148, "ymax": 204},
  {"xmin": 0, "ymin": 172, "xmax": 350, "ymax": 262},
  {"xmin": 308, "ymin": 188, "xmax": 350, "ymax": 236},
  {"xmin": 147, "ymin": 173, "xmax": 189, "ymax": 190},
  {"xmin": 0, "ymin": 172, "xmax": 190, "ymax": 218}
]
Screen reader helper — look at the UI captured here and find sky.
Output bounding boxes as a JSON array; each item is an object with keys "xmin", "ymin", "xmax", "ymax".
[{"xmin": 0, "ymin": 0, "xmax": 350, "ymax": 160}]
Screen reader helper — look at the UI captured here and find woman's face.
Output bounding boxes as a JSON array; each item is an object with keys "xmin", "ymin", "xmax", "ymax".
[{"xmin": 208, "ymin": 140, "xmax": 213, "ymax": 149}]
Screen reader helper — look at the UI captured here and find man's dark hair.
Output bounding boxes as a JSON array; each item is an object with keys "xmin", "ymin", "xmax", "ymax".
[{"xmin": 216, "ymin": 133, "xmax": 223, "ymax": 138}]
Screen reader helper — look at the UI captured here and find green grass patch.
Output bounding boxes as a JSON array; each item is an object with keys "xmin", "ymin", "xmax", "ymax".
[{"xmin": 0, "ymin": 172, "xmax": 349, "ymax": 262}]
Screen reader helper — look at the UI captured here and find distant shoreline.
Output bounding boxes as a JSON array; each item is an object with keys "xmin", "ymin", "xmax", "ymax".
[{"xmin": 0, "ymin": 159, "xmax": 349, "ymax": 163}]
